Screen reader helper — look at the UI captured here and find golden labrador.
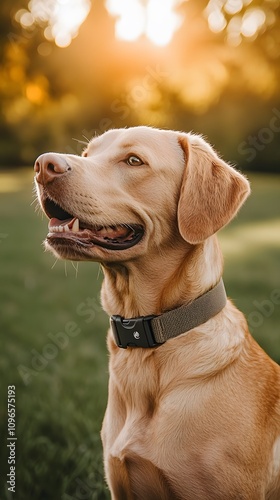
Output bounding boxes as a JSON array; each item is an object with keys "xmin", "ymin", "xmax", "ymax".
[{"xmin": 34, "ymin": 126, "xmax": 280, "ymax": 499}]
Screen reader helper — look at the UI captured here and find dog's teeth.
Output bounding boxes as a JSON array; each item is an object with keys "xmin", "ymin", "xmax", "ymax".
[
  {"xmin": 50, "ymin": 220, "xmax": 80, "ymax": 233},
  {"xmin": 72, "ymin": 218, "xmax": 79, "ymax": 232}
]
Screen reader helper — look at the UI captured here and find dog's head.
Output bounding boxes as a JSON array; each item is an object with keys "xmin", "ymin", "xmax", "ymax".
[{"xmin": 34, "ymin": 126, "xmax": 250, "ymax": 263}]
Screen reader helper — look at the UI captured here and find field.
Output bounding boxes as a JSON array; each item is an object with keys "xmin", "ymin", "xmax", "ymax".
[{"xmin": 0, "ymin": 169, "xmax": 279, "ymax": 500}]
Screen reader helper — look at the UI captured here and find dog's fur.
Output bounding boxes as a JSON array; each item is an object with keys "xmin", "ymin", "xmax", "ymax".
[{"xmin": 35, "ymin": 126, "xmax": 280, "ymax": 499}]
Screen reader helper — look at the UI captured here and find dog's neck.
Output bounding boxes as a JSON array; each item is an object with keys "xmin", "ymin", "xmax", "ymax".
[{"xmin": 101, "ymin": 236, "xmax": 223, "ymax": 318}]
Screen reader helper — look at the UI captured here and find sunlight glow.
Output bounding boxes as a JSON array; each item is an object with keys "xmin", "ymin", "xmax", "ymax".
[
  {"xmin": 25, "ymin": 83, "xmax": 45, "ymax": 104},
  {"xmin": 108, "ymin": 0, "xmax": 145, "ymax": 42},
  {"xmin": 241, "ymin": 8, "xmax": 266, "ymax": 37},
  {"xmin": 208, "ymin": 10, "xmax": 227, "ymax": 33},
  {"xmin": 224, "ymin": 0, "xmax": 243, "ymax": 15},
  {"xmin": 15, "ymin": 0, "xmax": 91, "ymax": 47},
  {"xmin": 146, "ymin": 0, "xmax": 182, "ymax": 46},
  {"xmin": 227, "ymin": 16, "xmax": 242, "ymax": 45},
  {"xmin": 205, "ymin": 0, "xmax": 269, "ymax": 45},
  {"xmin": 105, "ymin": 0, "xmax": 183, "ymax": 46}
]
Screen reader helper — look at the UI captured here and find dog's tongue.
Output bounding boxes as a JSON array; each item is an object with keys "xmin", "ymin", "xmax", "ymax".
[
  {"xmin": 48, "ymin": 218, "xmax": 132, "ymax": 240},
  {"xmin": 97, "ymin": 226, "xmax": 130, "ymax": 239}
]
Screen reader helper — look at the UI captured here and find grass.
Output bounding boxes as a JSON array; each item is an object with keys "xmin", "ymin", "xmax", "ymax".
[{"xmin": 0, "ymin": 169, "xmax": 279, "ymax": 499}]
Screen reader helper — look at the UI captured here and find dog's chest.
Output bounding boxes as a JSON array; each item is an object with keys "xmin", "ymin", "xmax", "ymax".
[
  {"xmin": 110, "ymin": 348, "xmax": 159, "ymax": 412},
  {"xmin": 105, "ymin": 348, "xmax": 160, "ymax": 451}
]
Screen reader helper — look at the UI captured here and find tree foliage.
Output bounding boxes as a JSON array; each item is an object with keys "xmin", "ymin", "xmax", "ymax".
[{"xmin": 0, "ymin": 0, "xmax": 279, "ymax": 170}]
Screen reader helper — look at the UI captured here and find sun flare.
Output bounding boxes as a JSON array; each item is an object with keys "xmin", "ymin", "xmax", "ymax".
[
  {"xmin": 15, "ymin": 0, "xmax": 91, "ymax": 47},
  {"xmin": 204, "ymin": 0, "xmax": 269, "ymax": 46},
  {"xmin": 105, "ymin": 0, "xmax": 183, "ymax": 46},
  {"xmin": 15, "ymin": 0, "xmax": 272, "ymax": 50}
]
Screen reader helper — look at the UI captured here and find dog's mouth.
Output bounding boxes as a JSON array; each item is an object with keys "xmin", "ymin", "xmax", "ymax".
[{"xmin": 43, "ymin": 197, "xmax": 144, "ymax": 251}]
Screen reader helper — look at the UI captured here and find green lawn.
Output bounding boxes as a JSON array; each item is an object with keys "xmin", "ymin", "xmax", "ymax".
[{"xmin": 0, "ymin": 170, "xmax": 279, "ymax": 500}]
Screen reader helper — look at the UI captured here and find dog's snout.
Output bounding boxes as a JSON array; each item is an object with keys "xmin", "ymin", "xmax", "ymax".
[{"xmin": 34, "ymin": 153, "xmax": 71, "ymax": 185}]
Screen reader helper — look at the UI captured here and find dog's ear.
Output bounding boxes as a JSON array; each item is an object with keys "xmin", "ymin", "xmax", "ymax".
[{"xmin": 177, "ymin": 134, "xmax": 250, "ymax": 244}]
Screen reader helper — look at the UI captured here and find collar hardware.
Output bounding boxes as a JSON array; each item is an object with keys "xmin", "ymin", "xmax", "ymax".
[
  {"xmin": 110, "ymin": 279, "xmax": 227, "ymax": 349},
  {"xmin": 110, "ymin": 315, "xmax": 157, "ymax": 349}
]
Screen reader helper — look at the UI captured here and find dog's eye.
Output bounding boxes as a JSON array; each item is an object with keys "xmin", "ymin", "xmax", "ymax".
[{"xmin": 126, "ymin": 155, "xmax": 143, "ymax": 166}]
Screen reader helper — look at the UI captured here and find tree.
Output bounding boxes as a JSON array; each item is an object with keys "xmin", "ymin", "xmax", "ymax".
[{"xmin": 0, "ymin": 0, "xmax": 279, "ymax": 170}]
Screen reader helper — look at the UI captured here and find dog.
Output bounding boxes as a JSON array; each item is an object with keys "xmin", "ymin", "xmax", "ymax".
[{"xmin": 34, "ymin": 126, "xmax": 280, "ymax": 499}]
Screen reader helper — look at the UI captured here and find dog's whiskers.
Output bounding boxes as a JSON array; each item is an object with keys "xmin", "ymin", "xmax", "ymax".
[
  {"xmin": 51, "ymin": 258, "xmax": 59, "ymax": 270},
  {"xmin": 30, "ymin": 197, "xmax": 38, "ymax": 207},
  {"xmin": 71, "ymin": 261, "xmax": 79, "ymax": 278},
  {"xmin": 123, "ymin": 223, "xmax": 134, "ymax": 231},
  {"xmin": 72, "ymin": 138, "xmax": 89, "ymax": 146},
  {"xmin": 34, "ymin": 204, "xmax": 41, "ymax": 214}
]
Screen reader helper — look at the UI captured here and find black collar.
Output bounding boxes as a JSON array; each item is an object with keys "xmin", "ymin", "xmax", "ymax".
[{"xmin": 110, "ymin": 279, "xmax": 227, "ymax": 349}]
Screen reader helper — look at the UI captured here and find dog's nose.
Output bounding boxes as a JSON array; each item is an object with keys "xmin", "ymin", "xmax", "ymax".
[{"xmin": 34, "ymin": 153, "xmax": 71, "ymax": 185}]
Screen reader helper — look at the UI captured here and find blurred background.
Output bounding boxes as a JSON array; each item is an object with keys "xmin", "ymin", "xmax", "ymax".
[
  {"xmin": 0, "ymin": 1, "xmax": 279, "ymax": 499},
  {"xmin": 1, "ymin": 0, "xmax": 280, "ymax": 170}
]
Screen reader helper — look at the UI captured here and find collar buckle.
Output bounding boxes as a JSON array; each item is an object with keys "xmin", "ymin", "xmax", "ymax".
[{"xmin": 110, "ymin": 315, "xmax": 158, "ymax": 349}]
